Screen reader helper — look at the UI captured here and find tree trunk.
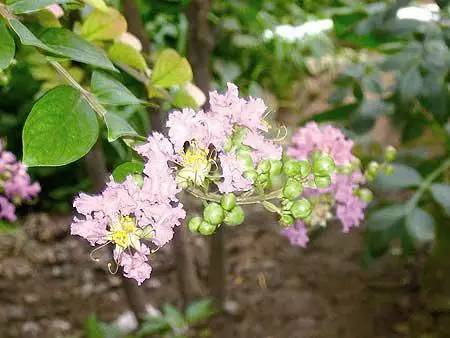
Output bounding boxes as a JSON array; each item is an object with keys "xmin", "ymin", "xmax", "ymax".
[
  {"xmin": 186, "ymin": 0, "xmax": 226, "ymax": 308},
  {"xmin": 123, "ymin": 0, "xmax": 163, "ymax": 132},
  {"xmin": 84, "ymin": 140, "xmax": 148, "ymax": 324}
]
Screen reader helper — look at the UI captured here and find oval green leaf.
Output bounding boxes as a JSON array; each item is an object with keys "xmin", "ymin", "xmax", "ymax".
[
  {"xmin": 108, "ymin": 42, "xmax": 147, "ymax": 71},
  {"xmin": 405, "ymin": 207, "xmax": 435, "ymax": 243},
  {"xmin": 104, "ymin": 111, "xmax": 138, "ymax": 142},
  {"xmin": 80, "ymin": 8, "xmax": 127, "ymax": 41},
  {"xmin": 23, "ymin": 85, "xmax": 99, "ymax": 166},
  {"xmin": 0, "ymin": 21, "xmax": 15, "ymax": 70},
  {"xmin": 365, "ymin": 204, "xmax": 405, "ymax": 230},
  {"xmin": 91, "ymin": 71, "xmax": 142, "ymax": 106},
  {"xmin": 40, "ymin": 28, "xmax": 116, "ymax": 71},
  {"xmin": 151, "ymin": 49, "xmax": 192, "ymax": 88},
  {"xmin": 112, "ymin": 161, "xmax": 144, "ymax": 183},
  {"xmin": 375, "ymin": 163, "xmax": 423, "ymax": 191},
  {"xmin": 430, "ymin": 183, "xmax": 450, "ymax": 216},
  {"xmin": 9, "ymin": 18, "xmax": 57, "ymax": 53}
]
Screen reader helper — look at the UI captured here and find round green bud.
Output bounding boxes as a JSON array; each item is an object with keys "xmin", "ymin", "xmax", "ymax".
[
  {"xmin": 198, "ymin": 221, "xmax": 217, "ymax": 235},
  {"xmin": 258, "ymin": 173, "xmax": 270, "ymax": 184},
  {"xmin": 244, "ymin": 170, "xmax": 258, "ymax": 183},
  {"xmin": 203, "ymin": 203, "xmax": 224, "ymax": 225},
  {"xmin": 188, "ymin": 216, "xmax": 203, "ymax": 233},
  {"xmin": 283, "ymin": 159, "xmax": 303, "ymax": 177},
  {"xmin": 313, "ymin": 153, "xmax": 335, "ymax": 177},
  {"xmin": 221, "ymin": 193, "xmax": 236, "ymax": 211},
  {"xmin": 383, "ymin": 164, "xmax": 394, "ymax": 176},
  {"xmin": 298, "ymin": 160, "xmax": 311, "ymax": 178},
  {"xmin": 257, "ymin": 160, "xmax": 271, "ymax": 174},
  {"xmin": 291, "ymin": 198, "xmax": 312, "ymax": 219},
  {"xmin": 269, "ymin": 160, "xmax": 283, "ymax": 176},
  {"xmin": 270, "ymin": 174, "xmax": 284, "ymax": 190},
  {"xmin": 357, "ymin": 188, "xmax": 373, "ymax": 203},
  {"xmin": 283, "ymin": 178, "xmax": 303, "ymax": 200},
  {"xmin": 280, "ymin": 214, "xmax": 295, "ymax": 227},
  {"xmin": 384, "ymin": 145, "xmax": 397, "ymax": 162},
  {"xmin": 367, "ymin": 161, "xmax": 379, "ymax": 176},
  {"xmin": 281, "ymin": 199, "xmax": 294, "ymax": 211},
  {"xmin": 314, "ymin": 175, "xmax": 331, "ymax": 188},
  {"xmin": 224, "ymin": 206, "xmax": 245, "ymax": 226},
  {"xmin": 236, "ymin": 150, "xmax": 254, "ymax": 170}
]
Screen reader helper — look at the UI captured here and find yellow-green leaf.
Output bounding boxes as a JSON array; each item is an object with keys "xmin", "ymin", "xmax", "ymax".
[
  {"xmin": 108, "ymin": 42, "xmax": 147, "ymax": 71},
  {"xmin": 151, "ymin": 49, "xmax": 192, "ymax": 88},
  {"xmin": 80, "ymin": 8, "xmax": 127, "ymax": 41}
]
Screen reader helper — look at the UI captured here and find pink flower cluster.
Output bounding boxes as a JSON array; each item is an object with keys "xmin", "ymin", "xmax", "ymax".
[
  {"xmin": 283, "ymin": 122, "xmax": 367, "ymax": 247},
  {"xmin": 71, "ymin": 133, "xmax": 185, "ymax": 285},
  {"xmin": 166, "ymin": 83, "xmax": 282, "ymax": 192},
  {"xmin": 0, "ymin": 143, "xmax": 40, "ymax": 222}
]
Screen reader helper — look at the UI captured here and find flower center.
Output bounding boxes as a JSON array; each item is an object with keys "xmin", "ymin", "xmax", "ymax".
[
  {"xmin": 110, "ymin": 216, "xmax": 138, "ymax": 248},
  {"xmin": 176, "ymin": 144, "xmax": 211, "ymax": 187}
]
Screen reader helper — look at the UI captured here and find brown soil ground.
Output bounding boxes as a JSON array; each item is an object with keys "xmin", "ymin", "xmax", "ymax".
[{"xmin": 0, "ymin": 208, "xmax": 430, "ymax": 338}]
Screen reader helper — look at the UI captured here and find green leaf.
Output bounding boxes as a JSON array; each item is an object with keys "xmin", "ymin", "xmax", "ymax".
[
  {"xmin": 172, "ymin": 87, "xmax": 198, "ymax": 109},
  {"xmin": 375, "ymin": 164, "xmax": 422, "ymax": 191},
  {"xmin": 310, "ymin": 103, "xmax": 357, "ymax": 123},
  {"xmin": 430, "ymin": 183, "xmax": 450, "ymax": 216},
  {"xmin": 112, "ymin": 161, "xmax": 144, "ymax": 183},
  {"xmin": 80, "ymin": 8, "xmax": 127, "ymax": 41},
  {"xmin": 91, "ymin": 71, "xmax": 142, "ymax": 106},
  {"xmin": 82, "ymin": 0, "xmax": 108, "ymax": 11},
  {"xmin": 104, "ymin": 111, "xmax": 138, "ymax": 142},
  {"xmin": 185, "ymin": 299, "xmax": 216, "ymax": 324},
  {"xmin": 163, "ymin": 304, "xmax": 186, "ymax": 329},
  {"xmin": 23, "ymin": 85, "xmax": 99, "ymax": 166},
  {"xmin": 366, "ymin": 204, "xmax": 405, "ymax": 230},
  {"xmin": 40, "ymin": 28, "xmax": 116, "ymax": 71},
  {"xmin": 405, "ymin": 207, "xmax": 435, "ymax": 243},
  {"xmin": 7, "ymin": 0, "xmax": 70, "ymax": 14},
  {"xmin": 0, "ymin": 21, "xmax": 15, "ymax": 70},
  {"xmin": 399, "ymin": 67, "xmax": 423, "ymax": 102},
  {"xmin": 9, "ymin": 18, "xmax": 57, "ymax": 53},
  {"xmin": 136, "ymin": 317, "xmax": 170, "ymax": 337},
  {"xmin": 84, "ymin": 314, "xmax": 103, "ymax": 338},
  {"xmin": 151, "ymin": 49, "xmax": 192, "ymax": 88},
  {"xmin": 108, "ymin": 42, "xmax": 147, "ymax": 71},
  {"xmin": 0, "ymin": 220, "xmax": 17, "ymax": 233},
  {"xmin": 359, "ymin": 99, "xmax": 393, "ymax": 118}
]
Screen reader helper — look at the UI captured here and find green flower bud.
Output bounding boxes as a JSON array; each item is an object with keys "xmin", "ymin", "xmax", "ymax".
[
  {"xmin": 283, "ymin": 159, "xmax": 301, "ymax": 176},
  {"xmin": 281, "ymin": 199, "xmax": 294, "ymax": 211},
  {"xmin": 357, "ymin": 188, "xmax": 373, "ymax": 203},
  {"xmin": 244, "ymin": 170, "xmax": 258, "ymax": 182},
  {"xmin": 188, "ymin": 216, "xmax": 202, "ymax": 233},
  {"xmin": 224, "ymin": 206, "xmax": 245, "ymax": 226},
  {"xmin": 270, "ymin": 174, "xmax": 284, "ymax": 190},
  {"xmin": 291, "ymin": 198, "xmax": 312, "ymax": 219},
  {"xmin": 367, "ymin": 161, "xmax": 379, "ymax": 176},
  {"xmin": 221, "ymin": 193, "xmax": 236, "ymax": 211},
  {"xmin": 384, "ymin": 145, "xmax": 397, "ymax": 162},
  {"xmin": 257, "ymin": 160, "xmax": 271, "ymax": 174},
  {"xmin": 269, "ymin": 160, "xmax": 283, "ymax": 176},
  {"xmin": 236, "ymin": 150, "xmax": 254, "ymax": 170},
  {"xmin": 198, "ymin": 221, "xmax": 217, "ymax": 235},
  {"xmin": 283, "ymin": 178, "xmax": 303, "ymax": 200},
  {"xmin": 313, "ymin": 153, "xmax": 335, "ymax": 177},
  {"xmin": 203, "ymin": 203, "xmax": 224, "ymax": 225},
  {"xmin": 280, "ymin": 214, "xmax": 295, "ymax": 227},
  {"xmin": 258, "ymin": 173, "xmax": 270, "ymax": 184},
  {"xmin": 314, "ymin": 175, "xmax": 331, "ymax": 188},
  {"xmin": 298, "ymin": 160, "xmax": 311, "ymax": 178}
]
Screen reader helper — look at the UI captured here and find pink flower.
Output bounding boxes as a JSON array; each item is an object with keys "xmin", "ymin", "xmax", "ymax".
[
  {"xmin": 47, "ymin": 4, "xmax": 64, "ymax": 18},
  {"xmin": 282, "ymin": 221, "xmax": 309, "ymax": 247},
  {"xmin": 217, "ymin": 153, "xmax": 252, "ymax": 193},
  {"xmin": 0, "ymin": 196, "xmax": 16, "ymax": 222},
  {"xmin": 71, "ymin": 174, "xmax": 185, "ymax": 285},
  {"xmin": 243, "ymin": 130, "xmax": 282, "ymax": 163}
]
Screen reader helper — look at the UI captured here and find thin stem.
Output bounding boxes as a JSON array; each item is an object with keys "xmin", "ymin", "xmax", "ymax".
[
  {"xmin": 49, "ymin": 60, "xmax": 107, "ymax": 118},
  {"xmin": 186, "ymin": 187, "xmax": 283, "ymax": 205},
  {"xmin": 406, "ymin": 157, "xmax": 450, "ymax": 213}
]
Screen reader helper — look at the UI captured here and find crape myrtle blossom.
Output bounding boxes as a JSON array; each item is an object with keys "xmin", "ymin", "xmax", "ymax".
[
  {"xmin": 0, "ymin": 142, "xmax": 40, "ymax": 222},
  {"xmin": 283, "ymin": 122, "xmax": 368, "ymax": 247},
  {"xmin": 71, "ymin": 133, "xmax": 185, "ymax": 285}
]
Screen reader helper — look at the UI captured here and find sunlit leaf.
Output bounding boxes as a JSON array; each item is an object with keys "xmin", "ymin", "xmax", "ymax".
[
  {"xmin": 151, "ymin": 49, "xmax": 192, "ymax": 88},
  {"xmin": 104, "ymin": 111, "xmax": 138, "ymax": 142},
  {"xmin": 108, "ymin": 42, "xmax": 147, "ymax": 71},
  {"xmin": 80, "ymin": 8, "xmax": 127, "ymax": 41}
]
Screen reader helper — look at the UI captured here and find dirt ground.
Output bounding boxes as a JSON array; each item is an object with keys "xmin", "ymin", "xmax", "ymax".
[{"xmin": 0, "ymin": 207, "xmax": 430, "ymax": 338}]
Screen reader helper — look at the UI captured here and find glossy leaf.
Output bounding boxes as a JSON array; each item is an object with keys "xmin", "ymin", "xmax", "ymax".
[
  {"xmin": 80, "ymin": 8, "xmax": 127, "ymax": 41},
  {"xmin": 108, "ymin": 42, "xmax": 147, "ymax": 71},
  {"xmin": 151, "ymin": 49, "xmax": 192, "ymax": 88},
  {"xmin": 7, "ymin": 0, "xmax": 70, "ymax": 14},
  {"xmin": 112, "ymin": 161, "xmax": 144, "ymax": 183},
  {"xmin": 405, "ymin": 207, "xmax": 435, "ymax": 243},
  {"xmin": 0, "ymin": 21, "xmax": 15, "ymax": 70},
  {"xmin": 23, "ymin": 85, "xmax": 99, "ymax": 166},
  {"xmin": 9, "ymin": 18, "xmax": 56, "ymax": 53},
  {"xmin": 40, "ymin": 28, "xmax": 116, "ymax": 71},
  {"xmin": 430, "ymin": 183, "xmax": 450, "ymax": 216},
  {"xmin": 375, "ymin": 164, "xmax": 422, "ymax": 191},
  {"xmin": 365, "ymin": 204, "xmax": 405, "ymax": 230},
  {"xmin": 104, "ymin": 111, "xmax": 138, "ymax": 142},
  {"xmin": 91, "ymin": 71, "xmax": 142, "ymax": 106}
]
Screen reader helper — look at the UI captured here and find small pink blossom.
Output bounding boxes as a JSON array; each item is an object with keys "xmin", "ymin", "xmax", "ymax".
[
  {"xmin": 282, "ymin": 221, "xmax": 309, "ymax": 247},
  {"xmin": 243, "ymin": 130, "xmax": 282, "ymax": 163},
  {"xmin": 0, "ymin": 196, "xmax": 16, "ymax": 222},
  {"xmin": 47, "ymin": 4, "xmax": 64, "ymax": 18},
  {"xmin": 217, "ymin": 153, "xmax": 252, "ymax": 193}
]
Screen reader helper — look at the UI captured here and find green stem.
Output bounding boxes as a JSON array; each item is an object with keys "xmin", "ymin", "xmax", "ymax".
[
  {"xmin": 49, "ymin": 60, "xmax": 107, "ymax": 118},
  {"xmin": 405, "ymin": 157, "xmax": 450, "ymax": 213},
  {"xmin": 186, "ymin": 187, "xmax": 283, "ymax": 205}
]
